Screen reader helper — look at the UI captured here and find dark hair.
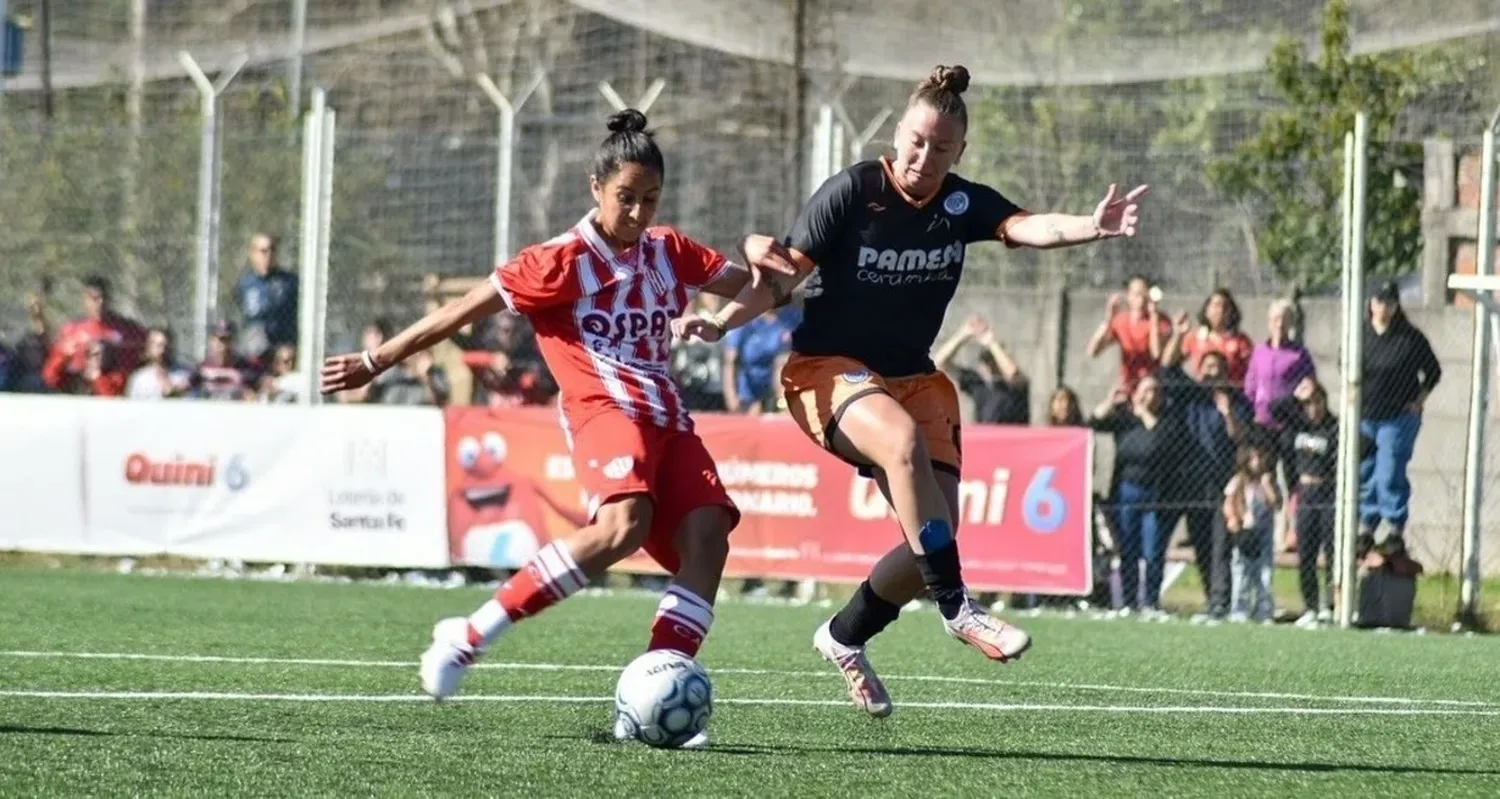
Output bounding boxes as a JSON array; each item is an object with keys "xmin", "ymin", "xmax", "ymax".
[
  {"xmin": 367, "ymin": 318, "xmax": 394, "ymax": 340},
  {"xmin": 1198, "ymin": 288, "xmax": 1242, "ymax": 333},
  {"xmin": 1234, "ymin": 441, "xmax": 1272, "ymax": 475},
  {"xmin": 83, "ymin": 275, "xmax": 111, "ymax": 298},
  {"xmin": 1049, "ymin": 386, "xmax": 1084, "ymax": 427},
  {"xmin": 592, "ymin": 109, "xmax": 665, "ymax": 183},
  {"xmin": 909, "ymin": 65, "xmax": 970, "ymax": 128},
  {"xmin": 1302, "ymin": 381, "xmax": 1328, "ymax": 405},
  {"xmin": 1198, "ymin": 350, "xmax": 1229, "ymax": 372}
]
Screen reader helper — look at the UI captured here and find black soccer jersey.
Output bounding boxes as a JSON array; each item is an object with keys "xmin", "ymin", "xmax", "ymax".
[{"xmin": 783, "ymin": 158, "xmax": 1025, "ymax": 377}]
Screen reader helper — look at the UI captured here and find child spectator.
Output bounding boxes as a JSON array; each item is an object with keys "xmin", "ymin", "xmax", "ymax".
[
  {"xmin": 1166, "ymin": 289, "xmax": 1253, "ymax": 385},
  {"xmin": 126, "ymin": 328, "xmax": 192, "ymax": 400},
  {"xmin": 1222, "ymin": 442, "xmax": 1281, "ymax": 623}
]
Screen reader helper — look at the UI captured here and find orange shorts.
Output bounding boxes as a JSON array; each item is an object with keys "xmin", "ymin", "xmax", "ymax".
[
  {"xmin": 779, "ymin": 354, "xmax": 962, "ymax": 478},
  {"xmin": 569, "ymin": 413, "xmax": 739, "ymax": 573}
]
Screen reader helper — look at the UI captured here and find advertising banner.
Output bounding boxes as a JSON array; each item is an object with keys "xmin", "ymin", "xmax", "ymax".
[
  {"xmin": 444, "ymin": 407, "xmax": 1093, "ymax": 594},
  {"xmin": 0, "ymin": 396, "xmax": 87, "ymax": 552},
  {"xmin": 83, "ymin": 402, "xmax": 449, "ymax": 567}
]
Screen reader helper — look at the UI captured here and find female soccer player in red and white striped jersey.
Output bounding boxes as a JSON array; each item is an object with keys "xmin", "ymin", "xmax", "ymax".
[{"xmin": 323, "ymin": 110, "xmax": 789, "ymax": 746}]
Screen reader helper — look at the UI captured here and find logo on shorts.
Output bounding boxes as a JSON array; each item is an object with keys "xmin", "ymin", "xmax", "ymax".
[
  {"xmin": 943, "ymin": 191, "xmax": 970, "ymax": 216},
  {"xmin": 601, "ymin": 456, "xmax": 635, "ymax": 480},
  {"xmin": 841, "ymin": 370, "xmax": 872, "ymax": 385}
]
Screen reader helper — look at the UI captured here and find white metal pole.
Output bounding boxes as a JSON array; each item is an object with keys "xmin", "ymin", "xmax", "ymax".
[
  {"xmin": 1334, "ymin": 131, "xmax": 1355, "ymax": 612},
  {"xmin": 309, "ymin": 105, "xmax": 335, "ymax": 406},
  {"xmin": 289, "ymin": 0, "xmax": 307, "ymax": 117},
  {"xmin": 179, "ymin": 52, "xmax": 247, "ymax": 362},
  {"xmin": 1458, "ymin": 106, "xmax": 1500, "ymax": 624},
  {"xmin": 810, "ymin": 104, "xmax": 833, "ymax": 197},
  {"xmin": 182, "ymin": 54, "xmax": 218, "ymax": 363},
  {"xmin": 479, "ymin": 72, "xmax": 543, "ymax": 267},
  {"xmin": 1337, "ymin": 112, "xmax": 1369, "ymax": 629},
  {"xmin": 297, "ymin": 88, "xmax": 326, "ymax": 405}
]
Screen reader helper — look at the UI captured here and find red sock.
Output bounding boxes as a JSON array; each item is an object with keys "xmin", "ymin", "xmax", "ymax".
[
  {"xmin": 648, "ymin": 585, "xmax": 715, "ymax": 657},
  {"xmin": 466, "ymin": 542, "xmax": 585, "ymax": 648}
]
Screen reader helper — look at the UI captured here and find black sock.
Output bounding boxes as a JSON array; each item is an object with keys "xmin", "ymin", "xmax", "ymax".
[
  {"xmin": 915, "ymin": 537, "xmax": 966, "ymax": 620},
  {"xmin": 828, "ymin": 580, "xmax": 903, "ymax": 647}
]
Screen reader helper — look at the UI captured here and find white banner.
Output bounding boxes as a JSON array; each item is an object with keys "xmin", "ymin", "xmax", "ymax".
[
  {"xmin": 81, "ymin": 401, "xmax": 449, "ymax": 567},
  {"xmin": 0, "ymin": 395, "xmax": 88, "ymax": 552}
]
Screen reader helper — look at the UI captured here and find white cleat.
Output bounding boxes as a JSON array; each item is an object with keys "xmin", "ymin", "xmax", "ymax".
[
  {"xmin": 943, "ymin": 597, "xmax": 1032, "ymax": 662},
  {"xmin": 419, "ymin": 617, "xmax": 478, "ymax": 701},
  {"xmin": 680, "ymin": 731, "xmax": 710, "ymax": 749},
  {"xmin": 812, "ymin": 619, "xmax": 893, "ymax": 718}
]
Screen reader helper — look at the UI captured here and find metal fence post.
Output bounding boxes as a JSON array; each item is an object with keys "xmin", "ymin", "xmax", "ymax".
[
  {"xmin": 478, "ymin": 71, "xmax": 545, "ymax": 268},
  {"xmin": 180, "ymin": 51, "xmax": 247, "ymax": 362},
  {"xmin": 1335, "ymin": 112, "xmax": 1368, "ymax": 629},
  {"xmin": 1458, "ymin": 105, "xmax": 1500, "ymax": 626}
]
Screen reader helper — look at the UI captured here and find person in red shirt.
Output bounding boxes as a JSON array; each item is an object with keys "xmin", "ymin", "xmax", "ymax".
[
  {"xmin": 1164, "ymin": 288, "xmax": 1254, "ymax": 386},
  {"xmin": 42, "ymin": 276, "xmax": 145, "ymax": 397},
  {"xmin": 1087, "ymin": 275, "xmax": 1171, "ymax": 393},
  {"xmin": 321, "ymin": 110, "xmax": 789, "ymax": 747}
]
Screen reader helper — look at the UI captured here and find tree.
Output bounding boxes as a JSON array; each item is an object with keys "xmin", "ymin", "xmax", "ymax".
[{"xmin": 1208, "ymin": 0, "xmax": 1472, "ymax": 292}]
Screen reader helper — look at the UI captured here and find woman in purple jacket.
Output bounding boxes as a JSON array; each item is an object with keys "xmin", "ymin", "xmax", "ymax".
[{"xmin": 1243, "ymin": 299, "xmax": 1317, "ymax": 430}]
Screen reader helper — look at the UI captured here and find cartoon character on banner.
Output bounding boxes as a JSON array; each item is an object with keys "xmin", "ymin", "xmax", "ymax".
[{"xmin": 448, "ymin": 419, "xmax": 587, "ymax": 569}]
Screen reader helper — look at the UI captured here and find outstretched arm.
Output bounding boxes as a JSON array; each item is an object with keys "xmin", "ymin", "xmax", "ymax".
[
  {"xmin": 1006, "ymin": 184, "xmax": 1148, "ymax": 250},
  {"xmin": 672, "ymin": 235, "xmax": 806, "ymax": 342},
  {"xmin": 322, "ymin": 280, "xmax": 505, "ymax": 394}
]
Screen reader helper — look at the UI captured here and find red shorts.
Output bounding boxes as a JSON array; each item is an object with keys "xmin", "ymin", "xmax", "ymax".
[{"xmin": 569, "ymin": 413, "xmax": 739, "ymax": 573}]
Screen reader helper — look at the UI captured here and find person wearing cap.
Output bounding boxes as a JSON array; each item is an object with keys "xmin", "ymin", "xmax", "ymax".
[
  {"xmin": 1358, "ymin": 281, "xmax": 1440, "ymax": 552},
  {"xmin": 192, "ymin": 320, "xmax": 260, "ymax": 401}
]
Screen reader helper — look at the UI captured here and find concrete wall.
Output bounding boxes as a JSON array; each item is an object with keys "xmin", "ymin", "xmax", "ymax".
[{"xmin": 943, "ymin": 286, "xmax": 1497, "ymax": 576}]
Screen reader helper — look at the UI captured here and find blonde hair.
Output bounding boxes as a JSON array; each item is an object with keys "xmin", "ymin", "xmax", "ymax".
[
  {"xmin": 1268, "ymin": 298, "xmax": 1297, "ymax": 322},
  {"xmin": 909, "ymin": 65, "xmax": 971, "ymax": 127}
]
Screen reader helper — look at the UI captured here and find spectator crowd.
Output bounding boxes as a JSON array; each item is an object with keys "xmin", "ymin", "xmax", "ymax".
[{"xmin": 0, "ymin": 237, "xmax": 1443, "ymax": 624}]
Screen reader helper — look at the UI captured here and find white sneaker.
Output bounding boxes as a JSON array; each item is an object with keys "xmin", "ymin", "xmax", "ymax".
[
  {"xmin": 812, "ymin": 619, "xmax": 893, "ymax": 718},
  {"xmin": 1227, "ymin": 611, "xmax": 1250, "ymax": 624},
  {"xmin": 942, "ymin": 598, "xmax": 1032, "ymax": 662},
  {"xmin": 419, "ymin": 617, "xmax": 478, "ymax": 701},
  {"xmin": 1317, "ymin": 609, "xmax": 1334, "ymax": 624},
  {"xmin": 1294, "ymin": 611, "xmax": 1319, "ymax": 629}
]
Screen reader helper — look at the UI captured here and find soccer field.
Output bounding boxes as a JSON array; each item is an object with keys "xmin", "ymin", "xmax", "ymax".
[{"xmin": 3, "ymin": 567, "xmax": 1499, "ymax": 797}]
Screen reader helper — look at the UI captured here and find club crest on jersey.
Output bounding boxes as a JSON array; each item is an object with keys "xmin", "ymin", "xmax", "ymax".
[
  {"xmin": 841, "ymin": 370, "xmax": 872, "ymax": 385},
  {"xmin": 943, "ymin": 190, "xmax": 970, "ymax": 216},
  {"xmin": 601, "ymin": 456, "xmax": 635, "ymax": 480}
]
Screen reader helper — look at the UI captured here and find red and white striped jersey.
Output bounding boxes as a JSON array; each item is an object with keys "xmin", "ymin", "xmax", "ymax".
[{"xmin": 489, "ymin": 211, "xmax": 733, "ymax": 432}]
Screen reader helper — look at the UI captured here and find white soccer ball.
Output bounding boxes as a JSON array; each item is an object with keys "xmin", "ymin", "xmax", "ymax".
[{"xmin": 613, "ymin": 649, "xmax": 713, "ymax": 749}]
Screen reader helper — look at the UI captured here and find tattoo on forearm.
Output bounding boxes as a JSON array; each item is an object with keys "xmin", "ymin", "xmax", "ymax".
[{"xmin": 769, "ymin": 276, "xmax": 791, "ymax": 308}]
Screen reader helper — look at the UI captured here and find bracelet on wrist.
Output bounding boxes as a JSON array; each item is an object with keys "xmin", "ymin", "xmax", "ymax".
[{"xmin": 360, "ymin": 350, "xmax": 384, "ymax": 374}]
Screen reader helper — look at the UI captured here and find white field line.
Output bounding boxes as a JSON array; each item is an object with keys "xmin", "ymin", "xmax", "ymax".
[
  {"xmin": 1, "ymin": 649, "xmax": 1496, "ymax": 709},
  {"xmin": 2, "ymin": 689, "xmax": 1500, "ymax": 717}
]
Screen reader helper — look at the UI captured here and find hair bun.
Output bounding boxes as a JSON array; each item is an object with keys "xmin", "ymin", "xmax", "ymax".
[
  {"xmin": 927, "ymin": 65, "xmax": 970, "ymax": 95},
  {"xmin": 607, "ymin": 109, "xmax": 649, "ymax": 134}
]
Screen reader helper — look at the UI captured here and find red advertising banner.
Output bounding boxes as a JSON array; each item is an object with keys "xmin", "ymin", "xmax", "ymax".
[{"xmin": 444, "ymin": 407, "xmax": 1093, "ymax": 595}]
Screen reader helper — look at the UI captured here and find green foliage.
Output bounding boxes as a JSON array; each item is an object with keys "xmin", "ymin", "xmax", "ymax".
[
  {"xmin": 0, "ymin": 83, "xmax": 410, "ymax": 341},
  {"xmin": 1207, "ymin": 0, "xmax": 1472, "ymax": 292}
]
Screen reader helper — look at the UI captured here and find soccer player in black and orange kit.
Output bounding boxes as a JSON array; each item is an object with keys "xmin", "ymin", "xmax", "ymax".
[{"xmin": 675, "ymin": 65, "xmax": 1147, "ymax": 716}]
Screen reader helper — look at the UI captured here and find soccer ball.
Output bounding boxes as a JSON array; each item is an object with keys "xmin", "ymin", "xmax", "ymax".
[{"xmin": 613, "ymin": 649, "xmax": 713, "ymax": 748}]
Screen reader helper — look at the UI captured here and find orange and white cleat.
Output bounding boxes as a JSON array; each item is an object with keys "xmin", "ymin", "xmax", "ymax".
[
  {"xmin": 943, "ymin": 597, "xmax": 1032, "ymax": 662},
  {"xmin": 813, "ymin": 619, "xmax": 893, "ymax": 718}
]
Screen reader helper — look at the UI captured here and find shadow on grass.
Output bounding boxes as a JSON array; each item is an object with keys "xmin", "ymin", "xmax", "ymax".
[
  {"xmin": 0, "ymin": 724, "xmax": 295, "ymax": 744},
  {"xmin": 557, "ymin": 734, "xmax": 1500, "ymax": 777}
]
